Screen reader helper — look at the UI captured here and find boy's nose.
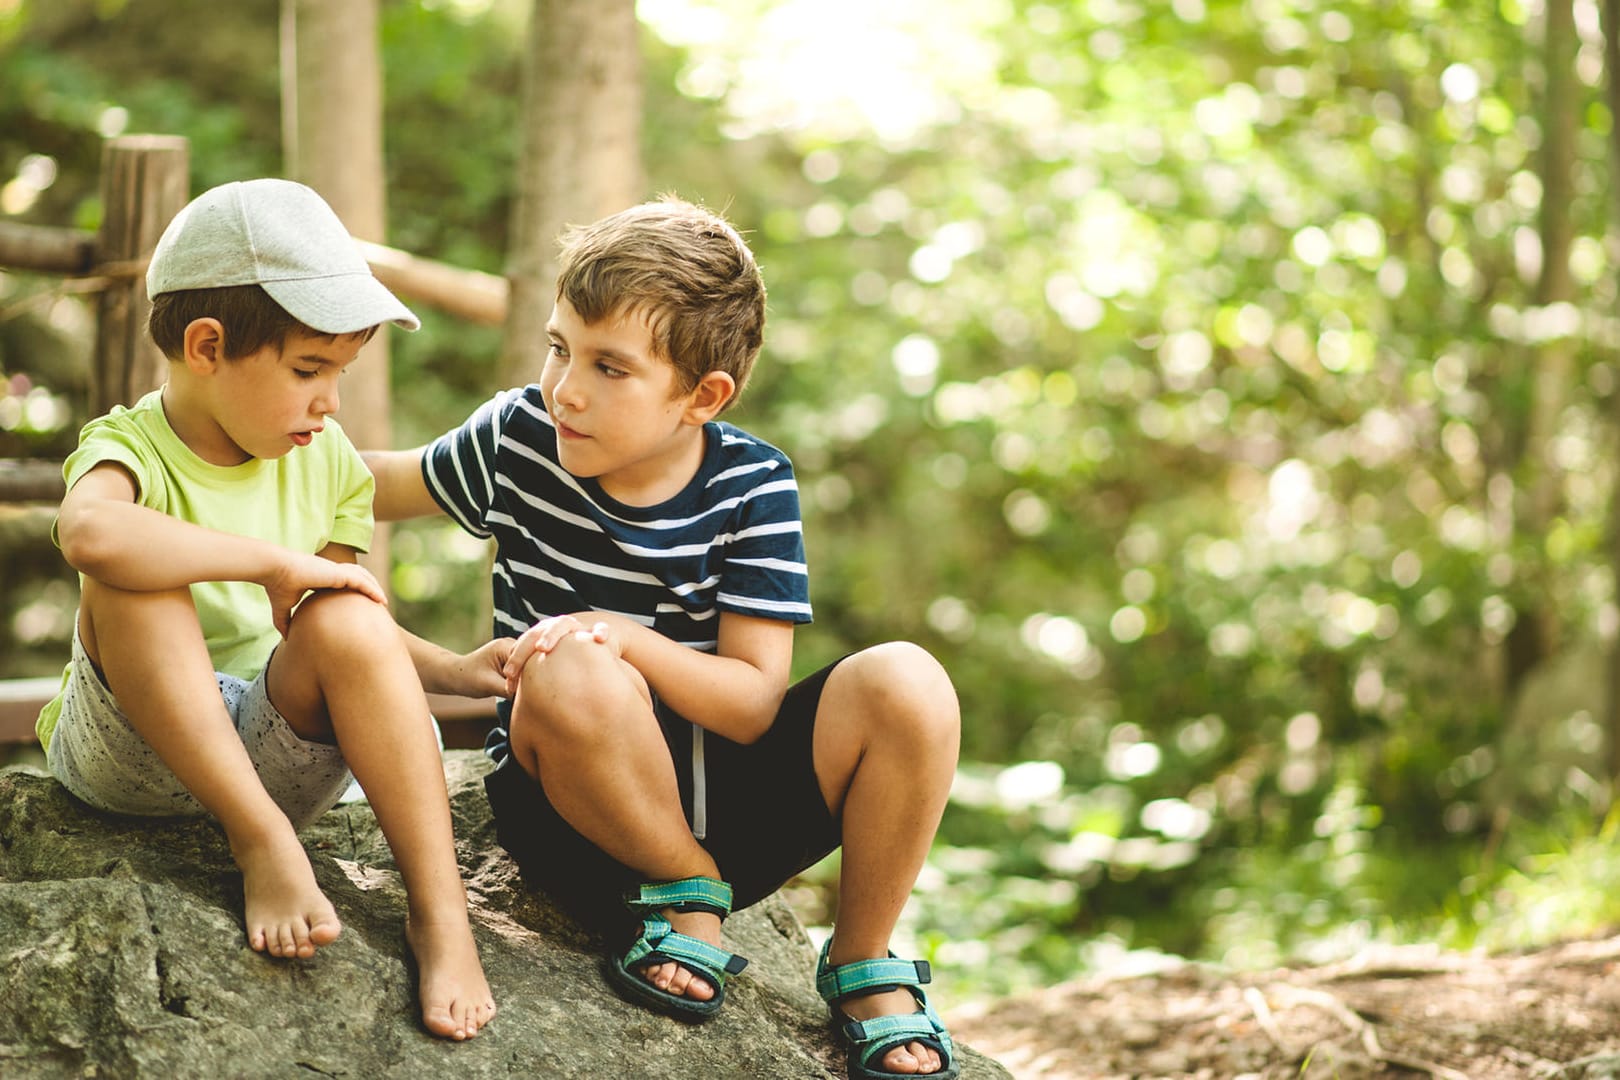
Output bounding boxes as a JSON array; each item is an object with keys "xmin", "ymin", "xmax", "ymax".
[{"xmin": 551, "ymin": 373, "xmax": 585, "ymax": 411}]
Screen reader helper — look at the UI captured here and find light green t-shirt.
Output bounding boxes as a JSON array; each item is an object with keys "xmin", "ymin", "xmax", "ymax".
[{"xmin": 36, "ymin": 388, "xmax": 375, "ymax": 748}]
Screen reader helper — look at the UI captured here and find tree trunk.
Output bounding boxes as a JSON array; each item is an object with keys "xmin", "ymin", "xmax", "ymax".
[
  {"xmin": 1505, "ymin": 0, "xmax": 1578, "ymax": 702},
  {"xmin": 1601, "ymin": 0, "xmax": 1620, "ymax": 784},
  {"xmin": 280, "ymin": 0, "xmax": 394, "ymax": 587},
  {"xmin": 501, "ymin": 0, "xmax": 644, "ymax": 389}
]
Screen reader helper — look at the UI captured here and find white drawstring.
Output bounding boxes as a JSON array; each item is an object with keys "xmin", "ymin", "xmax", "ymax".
[{"xmin": 690, "ymin": 724, "xmax": 707, "ymax": 840}]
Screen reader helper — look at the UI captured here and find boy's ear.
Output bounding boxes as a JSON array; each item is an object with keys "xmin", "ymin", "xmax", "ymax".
[
  {"xmin": 683, "ymin": 370, "xmax": 736, "ymax": 423},
  {"xmin": 180, "ymin": 318, "xmax": 227, "ymax": 374}
]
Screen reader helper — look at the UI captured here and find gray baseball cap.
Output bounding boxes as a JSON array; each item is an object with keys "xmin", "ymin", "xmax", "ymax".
[{"xmin": 146, "ymin": 178, "xmax": 420, "ymax": 333}]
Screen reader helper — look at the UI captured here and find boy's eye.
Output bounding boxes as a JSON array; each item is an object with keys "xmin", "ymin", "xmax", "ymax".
[
  {"xmin": 598, "ymin": 362, "xmax": 627, "ymax": 378},
  {"xmin": 295, "ymin": 368, "xmax": 320, "ymax": 379},
  {"xmin": 547, "ymin": 342, "xmax": 567, "ymax": 358}
]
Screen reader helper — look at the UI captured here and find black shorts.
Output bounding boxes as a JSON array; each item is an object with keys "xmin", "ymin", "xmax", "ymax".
[{"xmin": 482, "ymin": 658, "xmax": 844, "ymax": 932}]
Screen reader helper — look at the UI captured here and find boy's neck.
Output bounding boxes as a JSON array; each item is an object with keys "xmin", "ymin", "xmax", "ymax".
[
  {"xmin": 596, "ymin": 423, "xmax": 709, "ymax": 507},
  {"xmin": 160, "ymin": 380, "xmax": 252, "ymax": 467}
]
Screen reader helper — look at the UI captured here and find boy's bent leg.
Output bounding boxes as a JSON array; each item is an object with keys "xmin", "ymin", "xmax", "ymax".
[
  {"xmin": 267, "ymin": 589, "xmax": 495, "ymax": 1040},
  {"xmin": 74, "ymin": 578, "xmax": 341, "ymax": 960},
  {"xmin": 812, "ymin": 641, "xmax": 960, "ymax": 1077},
  {"xmin": 508, "ymin": 633, "xmax": 724, "ymax": 1002}
]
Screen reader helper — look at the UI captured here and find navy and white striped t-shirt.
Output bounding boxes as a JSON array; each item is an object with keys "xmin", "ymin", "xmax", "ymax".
[{"xmin": 422, "ymin": 386, "xmax": 813, "ymax": 652}]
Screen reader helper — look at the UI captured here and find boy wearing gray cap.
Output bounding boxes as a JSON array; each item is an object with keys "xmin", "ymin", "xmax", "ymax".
[{"xmin": 38, "ymin": 179, "xmax": 499, "ymax": 1041}]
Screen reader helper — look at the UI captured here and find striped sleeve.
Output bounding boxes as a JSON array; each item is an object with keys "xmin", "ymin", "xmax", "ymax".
[
  {"xmin": 715, "ymin": 456, "xmax": 812, "ymax": 624},
  {"xmin": 422, "ymin": 390, "xmax": 511, "ymax": 538}
]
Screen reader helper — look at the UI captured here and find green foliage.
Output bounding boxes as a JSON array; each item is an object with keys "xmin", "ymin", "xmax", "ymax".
[
  {"xmin": 1470, "ymin": 812, "xmax": 1620, "ymax": 951},
  {"xmin": 6, "ymin": 0, "xmax": 1620, "ymax": 1001}
]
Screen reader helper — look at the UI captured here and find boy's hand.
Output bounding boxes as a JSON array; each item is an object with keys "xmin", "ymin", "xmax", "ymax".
[
  {"xmin": 263, "ymin": 553, "xmax": 387, "ymax": 638},
  {"xmin": 502, "ymin": 614, "xmax": 612, "ymax": 696},
  {"xmin": 457, "ymin": 637, "xmax": 517, "ymax": 700},
  {"xmin": 416, "ymin": 637, "xmax": 516, "ymax": 700}
]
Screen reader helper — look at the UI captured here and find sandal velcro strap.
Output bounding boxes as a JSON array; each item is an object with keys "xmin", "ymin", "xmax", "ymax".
[
  {"xmin": 816, "ymin": 953, "xmax": 931, "ymax": 1002},
  {"xmin": 817, "ymin": 939, "xmax": 959, "ymax": 1080},
  {"xmin": 605, "ymin": 905, "xmax": 750, "ymax": 1023},
  {"xmin": 622, "ymin": 916, "xmax": 750, "ymax": 979},
  {"xmin": 625, "ymin": 876, "xmax": 734, "ymax": 918},
  {"xmin": 840, "ymin": 1011, "xmax": 954, "ymax": 1068}
]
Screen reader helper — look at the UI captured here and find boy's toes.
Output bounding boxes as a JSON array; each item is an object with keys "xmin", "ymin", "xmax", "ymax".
[
  {"xmin": 423, "ymin": 989, "xmax": 500, "ymax": 1041},
  {"xmin": 254, "ymin": 913, "xmax": 338, "ymax": 959},
  {"xmin": 665, "ymin": 965, "xmax": 695, "ymax": 996},
  {"xmin": 641, "ymin": 961, "xmax": 713, "ymax": 1000},
  {"xmin": 463, "ymin": 998, "xmax": 497, "ymax": 1038},
  {"xmin": 422, "ymin": 1003, "xmax": 465, "ymax": 1041},
  {"xmin": 309, "ymin": 915, "xmax": 342, "ymax": 948},
  {"xmin": 879, "ymin": 1043, "xmax": 925, "ymax": 1075},
  {"xmin": 282, "ymin": 921, "xmax": 315, "ymax": 958},
  {"xmin": 459, "ymin": 997, "xmax": 495, "ymax": 1039}
]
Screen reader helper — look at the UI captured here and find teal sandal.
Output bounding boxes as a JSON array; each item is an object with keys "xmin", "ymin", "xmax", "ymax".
[
  {"xmin": 816, "ymin": 939, "xmax": 960, "ymax": 1080},
  {"xmin": 604, "ymin": 876, "xmax": 749, "ymax": 1023}
]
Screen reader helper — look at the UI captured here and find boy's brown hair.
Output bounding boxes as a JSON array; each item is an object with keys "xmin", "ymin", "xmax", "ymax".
[
  {"xmin": 556, "ymin": 197, "xmax": 766, "ymax": 407},
  {"xmin": 149, "ymin": 285, "xmax": 377, "ymax": 361}
]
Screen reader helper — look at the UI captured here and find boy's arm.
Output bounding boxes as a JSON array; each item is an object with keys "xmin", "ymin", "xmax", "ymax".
[
  {"xmin": 352, "ymin": 452, "xmax": 512, "ymax": 696},
  {"xmin": 655, "ymin": 612, "xmax": 794, "ymax": 743},
  {"xmin": 512, "ymin": 610, "xmax": 793, "ymax": 744},
  {"xmin": 363, "ymin": 447, "xmax": 445, "ymax": 521},
  {"xmin": 59, "ymin": 462, "xmax": 385, "ymax": 635},
  {"xmin": 401, "ymin": 623, "xmax": 514, "ymax": 701}
]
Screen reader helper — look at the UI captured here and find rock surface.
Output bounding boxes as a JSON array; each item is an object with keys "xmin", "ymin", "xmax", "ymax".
[{"xmin": 0, "ymin": 752, "xmax": 1007, "ymax": 1079}]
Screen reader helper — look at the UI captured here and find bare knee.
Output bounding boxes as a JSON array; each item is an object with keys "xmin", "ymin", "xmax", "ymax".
[
  {"xmin": 508, "ymin": 636, "xmax": 640, "ymax": 764},
  {"xmin": 840, "ymin": 641, "xmax": 960, "ymax": 751},
  {"xmin": 78, "ymin": 578, "xmax": 201, "ymax": 667},
  {"xmin": 282, "ymin": 589, "xmax": 394, "ymax": 659}
]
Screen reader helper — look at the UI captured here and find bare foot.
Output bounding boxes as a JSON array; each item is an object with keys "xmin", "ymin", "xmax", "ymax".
[
  {"xmin": 837, "ymin": 986, "xmax": 945, "ymax": 1075},
  {"xmin": 638, "ymin": 907, "xmax": 720, "ymax": 1001},
  {"xmin": 230, "ymin": 826, "xmax": 342, "ymax": 959},
  {"xmin": 406, "ymin": 915, "xmax": 497, "ymax": 1041}
]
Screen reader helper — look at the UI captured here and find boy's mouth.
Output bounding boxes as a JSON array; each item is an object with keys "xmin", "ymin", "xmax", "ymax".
[
  {"xmin": 290, "ymin": 429, "xmax": 317, "ymax": 447},
  {"xmin": 554, "ymin": 418, "xmax": 587, "ymax": 440}
]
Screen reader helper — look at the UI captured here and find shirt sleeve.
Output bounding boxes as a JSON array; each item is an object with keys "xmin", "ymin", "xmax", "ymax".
[
  {"xmin": 55, "ymin": 414, "xmax": 160, "ymax": 550},
  {"xmin": 421, "ymin": 389, "xmax": 511, "ymax": 538},
  {"xmin": 716, "ymin": 459, "xmax": 813, "ymax": 624},
  {"xmin": 326, "ymin": 427, "xmax": 375, "ymax": 554}
]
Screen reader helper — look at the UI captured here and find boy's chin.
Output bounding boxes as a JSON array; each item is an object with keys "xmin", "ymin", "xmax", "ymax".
[{"xmin": 553, "ymin": 453, "xmax": 599, "ymax": 480}]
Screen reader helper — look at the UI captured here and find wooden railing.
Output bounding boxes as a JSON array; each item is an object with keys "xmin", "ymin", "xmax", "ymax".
[{"xmin": 1, "ymin": 135, "xmax": 510, "ymax": 746}]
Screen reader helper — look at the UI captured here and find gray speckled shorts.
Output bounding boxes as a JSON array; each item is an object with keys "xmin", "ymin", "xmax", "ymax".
[{"xmin": 46, "ymin": 626, "xmax": 353, "ymax": 830}]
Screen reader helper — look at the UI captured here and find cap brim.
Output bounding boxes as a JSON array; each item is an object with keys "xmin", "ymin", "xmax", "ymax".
[{"xmin": 261, "ymin": 274, "xmax": 421, "ymax": 334}]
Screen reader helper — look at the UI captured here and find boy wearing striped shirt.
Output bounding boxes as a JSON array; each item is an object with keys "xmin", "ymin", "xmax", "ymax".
[{"xmin": 367, "ymin": 197, "xmax": 961, "ymax": 1079}]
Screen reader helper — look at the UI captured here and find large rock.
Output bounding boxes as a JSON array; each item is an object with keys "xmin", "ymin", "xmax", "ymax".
[{"xmin": 0, "ymin": 752, "xmax": 1008, "ymax": 1079}]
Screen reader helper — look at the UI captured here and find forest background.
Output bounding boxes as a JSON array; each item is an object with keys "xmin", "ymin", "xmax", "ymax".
[{"xmin": 5, "ymin": 0, "xmax": 1620, "ymax": 1011}]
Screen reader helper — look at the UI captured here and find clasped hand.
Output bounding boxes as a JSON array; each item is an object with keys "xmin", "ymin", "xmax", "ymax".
[{"xmin": 501, "ymin": 613, "xmax": 613, "ymax": 697}]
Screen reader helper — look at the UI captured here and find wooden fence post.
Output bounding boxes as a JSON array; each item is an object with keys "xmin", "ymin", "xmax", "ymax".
[{"xmin": 91, "ymin": 135, "xmax": 189, "ymax": 417}]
